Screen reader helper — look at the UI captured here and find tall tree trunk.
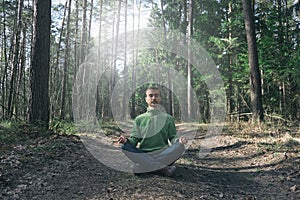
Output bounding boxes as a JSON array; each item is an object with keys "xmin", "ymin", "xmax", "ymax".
[
  {"xmin": 130, "ymin": 0, "xmax": 136, "ymax": 118},
  {"xmin": 80, "ymin": 0, "xmax": 88, "ymax": 64},
  {"xmin": 60, "ymin": 0, "xmax": 72, "ymax": 119},
  {"xmin": 227, "ymin": 2, "xmax": 234, "ymax": 121},
  {"xmin": 29, "ymin": 0, "xmax": 51, "ymax": 126},
  {"xmin": 107, "ymin": 0, "xmax": 122, "ymax": 119},
  {"xmin": 70, "ymin": 0, "xmax": 80, "ymax": 122},
  {"xmin": 242, "ymin": 0, "xmax": 264, "ymax": 122},
  {"xmin": 15, "ymin": 25, "xmax": 27, "ymax": 118},
  {"xmin": 77, "ymin": 0, "xmax": 88, "ymax": 119},
  {"xmin": 111, "ymin": 0, "xmax": 122, "ymax": 99},
  {"xmin": 21, "ymin": 24, "xmax": 27, "ymax": 119},
  {"xmin": 133, "ymin": 0, "xmax": 142, "ymax": 117},
  {"xmin": 95, "ymin": 0, "xmax": 103, "ymax": 120},
  {"xmin": 88, "ymin": 0, "xmax": 94, "ymax": 42},
  {"xmin": 7, "ymin": 0, "xmax": 24, "ymax": 119},
  {"xmin": 160, "ymin": 0, "xmax": 173, "ymax": 116},
  {"xmin": 50, "ymin": 0, "xmax": 68, "ymax": 120},
  {"xmin": 1, "ymin": 0, "xmax": 8, "ymax": 119},
  {"xmin": 122, "ymin": 0, "xmax": 128, "ymax": 119},
  {"xmin": 74, "ymin": 0, "xmax": 79, "ymax": 76},
  {"xmin": 187, "ymin": 0, "xmax": 194, "ymax": 121}
]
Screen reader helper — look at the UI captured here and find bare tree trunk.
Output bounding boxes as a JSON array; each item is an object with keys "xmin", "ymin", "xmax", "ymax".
[
  {"xmin": 21, "ymin": 24, "xmax": 27, "ymax": 119},
  {"xmin": 7, "ymin": 0, "xmax": 24, "ymax": 119},
  {"xmin": 227, "ymin": 2, "xmax": 234, "ymax": 121},
  {"xmin": 50, "ymin": 0, "xmax": 68, "ymax": 120},
  {"xmin": 88, "ymin": 0, "xmax": 94, "ymax": 42},
  {"xmin": 122, "ymin": 0, "xmax": 128, "ymax": 119},
  {"xmin": 160, "ymin": 0, "xmax": 173, "ymax": 116},
  {"xmin": 80, "ymin": 0, "xmax": 88, "ymax": 64},
  {"xmin": 74, "ymin": 0, "xmax": 79, "ymax": 76},
  {"xmin": 242, "ymin": 0, "xmax": 264, "ymax": 122},
  {"xmin": 29, "ymin": 0, "xmax": 51, "ymax": 126},
  {"xmin": 70, "ymin": 0, "xmax": 80, "ymax": 122},
  {"xmin": 77, "ymin": 0, "xmax": 88, "ymax": 119},
  {"xmin": 130, "ymin": 0, "xmax": 136, "ymax": 118},
  {"xmin": 60, "ymin": 0, "xmax": 72, "ymax": 119},
  {"xmin": 15, "ymin": 24, "xmax": 27, "ymax": 118},
  {"xmin": 187, "ymin": 0, "xmax": 194, "ymax": 121},
  {"xmin": 112, "ymin": 0, "xmax": 122, "ymax": 95},
  {"xmin": 95, "ymin": 0, "xmax": 103, "ymax": 120},
  {"xmin": 1, "ymin": 0, "xmax": 9, "ymax": 119}
]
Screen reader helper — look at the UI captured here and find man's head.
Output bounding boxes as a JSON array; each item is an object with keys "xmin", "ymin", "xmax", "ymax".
[{"xmin": 145, "ymin": 86, "xmax": 161, "ymax": 109}]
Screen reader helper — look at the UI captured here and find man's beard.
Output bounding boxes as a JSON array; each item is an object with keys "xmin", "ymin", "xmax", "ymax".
[{"xmin": 150, "ymin": 101, "xmax": 158, "ymax": 107}]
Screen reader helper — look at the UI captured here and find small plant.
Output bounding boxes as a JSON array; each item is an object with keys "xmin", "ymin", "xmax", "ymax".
[{"xmin": 49, "ymin": 119, "xmax": 77, "ymax": 135}]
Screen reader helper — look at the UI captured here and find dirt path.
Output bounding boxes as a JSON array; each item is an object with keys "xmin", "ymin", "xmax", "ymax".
[{"xmin": 1, "ymin": 124, "xmax": 300, "ymax": 199}]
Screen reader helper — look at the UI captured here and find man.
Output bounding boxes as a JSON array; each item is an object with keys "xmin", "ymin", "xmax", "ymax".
[{"xmin": 118, "ymin": 86, "xmax": 187, "ymax": 176}]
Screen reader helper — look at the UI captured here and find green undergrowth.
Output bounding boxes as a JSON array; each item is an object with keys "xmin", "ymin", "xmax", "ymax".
[
  {"xmin": 0, "ymin": 120, "xmax": 125, "ymax": 149},
  {"xmin": 0, "ymin": 121, "xmax": 25, "ymax": 147},
  {"xmin": 49, "ymin": 119, "xmax": 77, "ymax": 135},
  {"xmin": 0, "ymin": 121, "xmax": 49, "ymax": 151}
]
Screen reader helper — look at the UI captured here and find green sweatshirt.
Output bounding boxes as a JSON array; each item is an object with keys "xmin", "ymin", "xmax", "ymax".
[{"xmin": 127, "ymin": 108, "xmax": 178, "ymax": 152}]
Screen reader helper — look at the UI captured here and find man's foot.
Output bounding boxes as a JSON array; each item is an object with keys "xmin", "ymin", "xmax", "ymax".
[{"xmin": 159, "ymin": 166, "xmax": 176, "ymax": 177}]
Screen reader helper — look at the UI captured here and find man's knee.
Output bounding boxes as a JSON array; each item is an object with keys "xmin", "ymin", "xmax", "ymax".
[{"xmin": 121, "ymin": 142, "xmax": 133, "ymax": 151}]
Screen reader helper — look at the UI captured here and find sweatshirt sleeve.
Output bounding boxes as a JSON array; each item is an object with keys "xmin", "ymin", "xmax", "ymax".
[
  {"xmin": 168, "ymin": 116, "xmax": 179, "ymax": 144},
  {"xmin": 127, "ymin": 120, "xmax": 141, "ymax": 147}
]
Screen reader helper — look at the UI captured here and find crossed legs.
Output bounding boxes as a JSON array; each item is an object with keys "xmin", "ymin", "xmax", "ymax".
[{"xmin": 121, "ymin": 142, "xmax": 185, "ymax": 173}]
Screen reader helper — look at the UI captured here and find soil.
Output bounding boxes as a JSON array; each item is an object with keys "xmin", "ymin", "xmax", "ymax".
[{"xmin": 1, "ymin": 123, "xmax": 300, "ymax": 200}]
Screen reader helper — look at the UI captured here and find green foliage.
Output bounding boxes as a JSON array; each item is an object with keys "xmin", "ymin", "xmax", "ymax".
[
  {"xmin": 49, "ymin": 119, "xmax": 77, "ymax": 135},
  {"xmin": 0, "ymin": 121, "xmax": 51, "ymax": 148},
  {"xmin": 0, "ymin": 121, "xmax": 24, "ymax": 146},
  {"xmin": 2, "ymin": 0, "xmax": 299, "ymax": 124}
]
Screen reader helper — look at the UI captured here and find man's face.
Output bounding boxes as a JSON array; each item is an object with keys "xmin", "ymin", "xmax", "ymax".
[{"xmin": 145, "ymin": 89, "xmax": 161, "ymax": 108}]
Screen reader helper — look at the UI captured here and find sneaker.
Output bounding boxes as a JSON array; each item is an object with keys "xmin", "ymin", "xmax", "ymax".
[{"xmin": 159, "ymin": 166, "xmax": 176, "ymax": 177}]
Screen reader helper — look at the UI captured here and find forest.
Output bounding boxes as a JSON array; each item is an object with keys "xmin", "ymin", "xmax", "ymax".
[
  {"xmin": 0, "ymin": 0, "xmax": 300, "ymax": 199},
  {"xmin": 0, "ymin": 0, "xmax": 299, "ymax": 125}
]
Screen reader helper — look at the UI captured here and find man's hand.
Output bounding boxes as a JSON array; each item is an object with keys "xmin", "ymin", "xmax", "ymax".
[
  {"xmin": 117, "ymin": 135, "xmax": 128, "ymax": 144},
  {"xmin": 179, "ymin": 136, "xmax": 187, "ymax": 144}
]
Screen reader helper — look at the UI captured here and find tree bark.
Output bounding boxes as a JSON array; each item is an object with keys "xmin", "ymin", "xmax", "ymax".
[
  {"xmin": 242, "ymin": 0, "xmax": 264, "ymax": 122},
  {"xmin": 29, "ymin": 0, "xmax": 51, "ymax": 126}
]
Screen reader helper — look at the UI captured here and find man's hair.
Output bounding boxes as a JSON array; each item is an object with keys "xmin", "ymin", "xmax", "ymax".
[{"xmin": 146, "ymin": 85, "xmax": 161, "ymax": 95}]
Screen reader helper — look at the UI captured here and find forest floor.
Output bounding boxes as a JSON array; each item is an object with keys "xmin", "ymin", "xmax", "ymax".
[{"xmin": 1, "ymin": 122, "xmax": 300, "ymax": 200}]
